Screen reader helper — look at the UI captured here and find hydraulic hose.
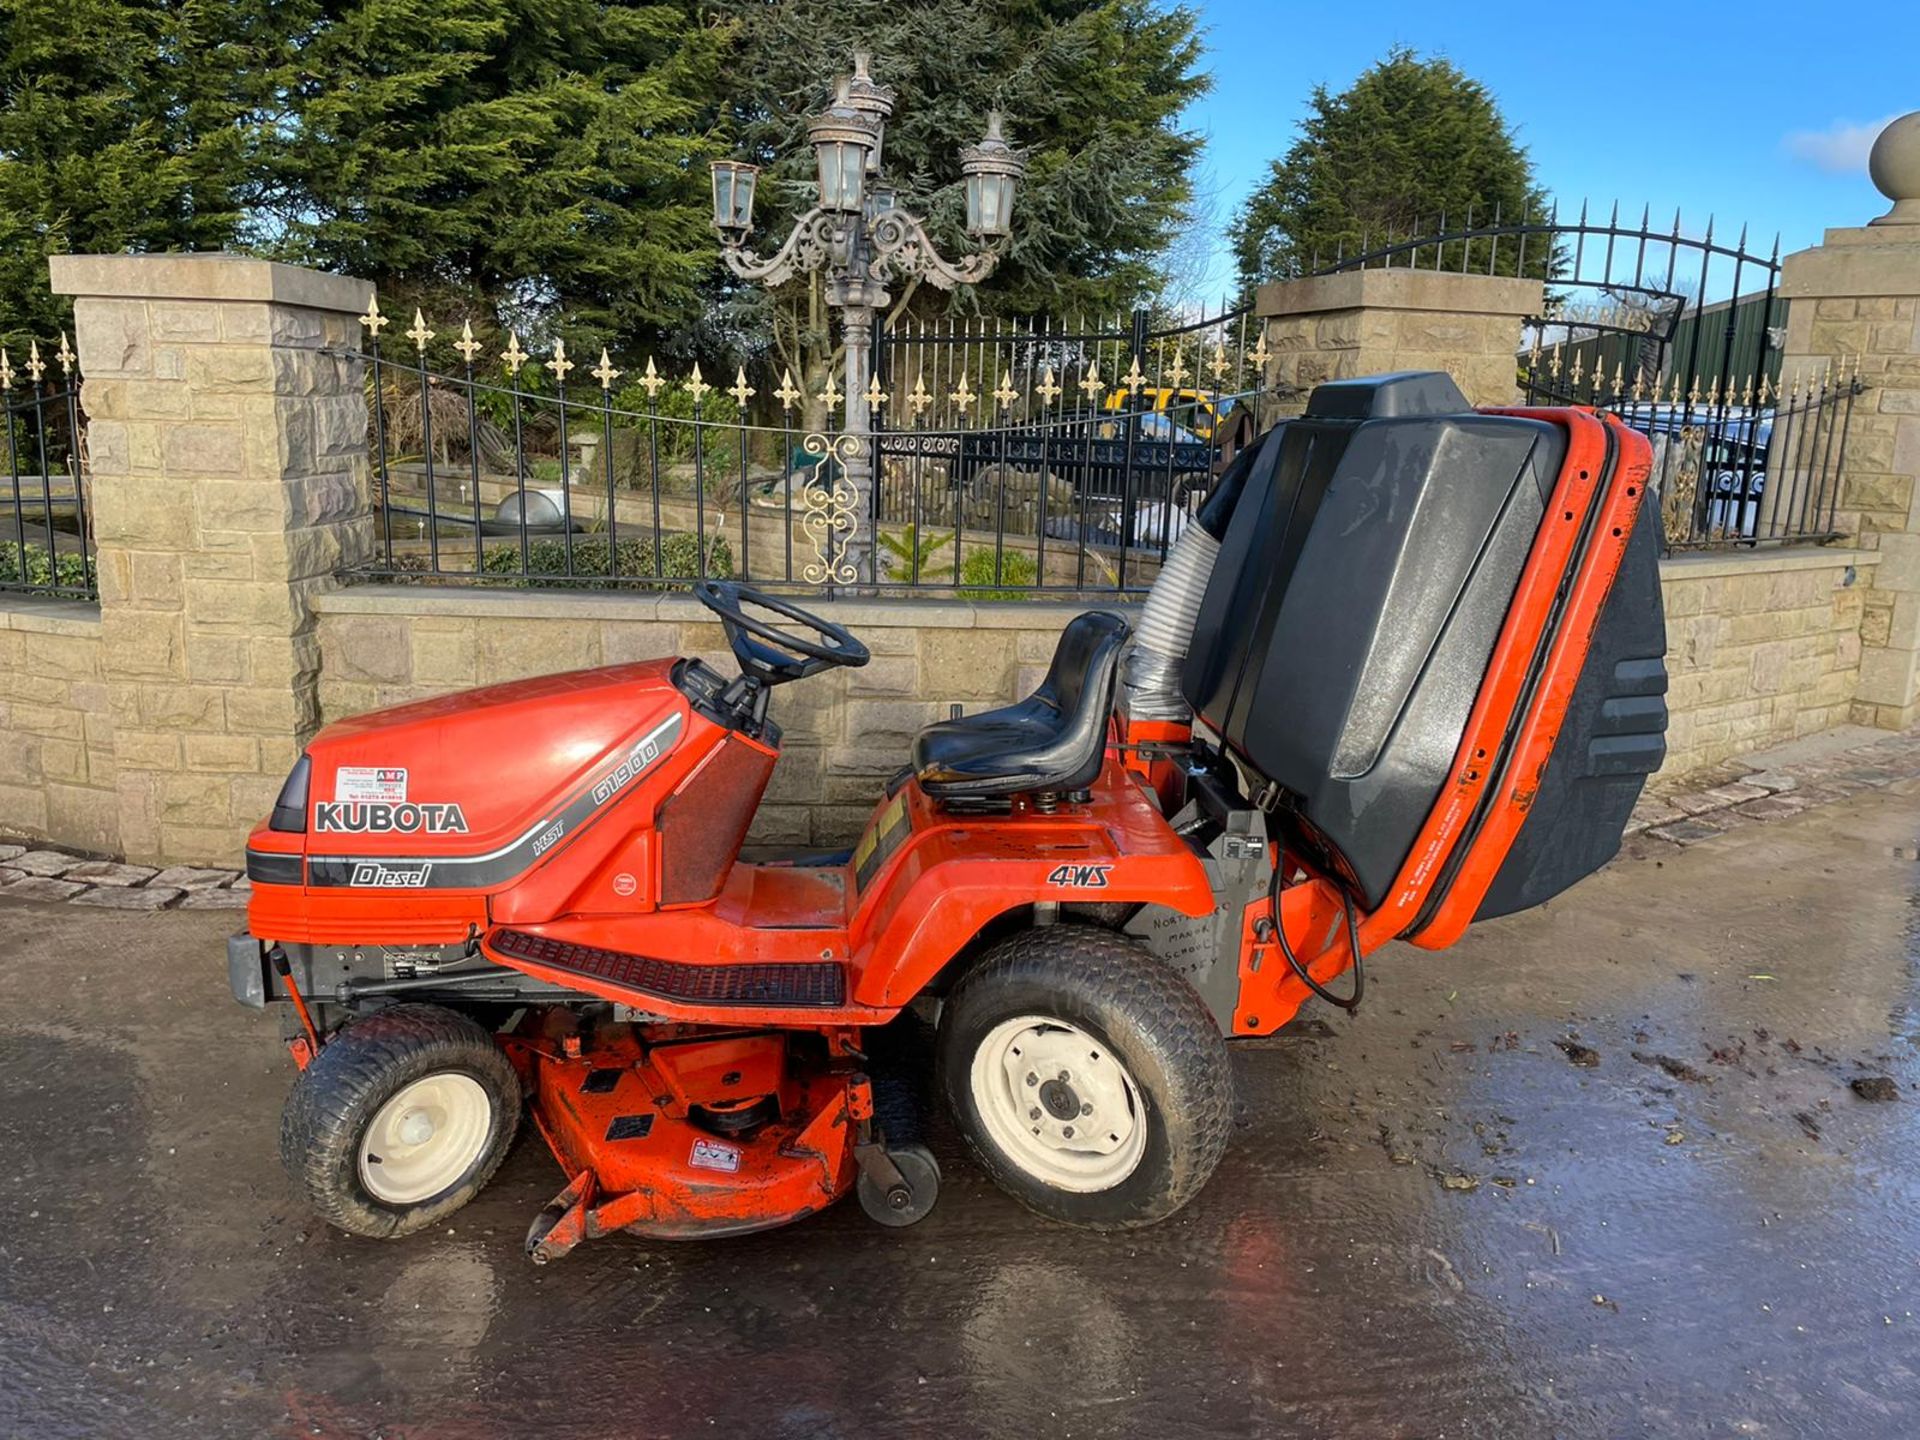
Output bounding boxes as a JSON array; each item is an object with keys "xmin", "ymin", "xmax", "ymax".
[{"xmin": 1266, "ymin": 862, "xmax": 1366, "ymax": 1012}]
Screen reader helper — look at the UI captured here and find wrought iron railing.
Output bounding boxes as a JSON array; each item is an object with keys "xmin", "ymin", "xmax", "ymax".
[
  {"xmin": 350, "ymin": 299, "xmax": 1268, "ymax": 597},
  {"xmin": 0, "ymin": 334, "xmax": 94, "ymax": 600}
]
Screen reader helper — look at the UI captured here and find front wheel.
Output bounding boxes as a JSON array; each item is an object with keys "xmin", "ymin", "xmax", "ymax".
[
  {"xmin": 937, "ymin": 927, "xmax": 1233, "ymax": 1228},
  {"xmin": 279, "ymin": 1004, "xmax": 522, "ymax": 1239}
]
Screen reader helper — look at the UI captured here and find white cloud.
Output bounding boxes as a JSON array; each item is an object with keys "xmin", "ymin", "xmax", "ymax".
[{"xmin": 1782, "ymin": 116, "xmax": 1901, "ymax": 174}]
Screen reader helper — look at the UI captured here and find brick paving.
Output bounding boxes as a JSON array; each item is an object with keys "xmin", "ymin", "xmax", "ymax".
[
  {"xmin": 1628, "ymin": 725, "xmax": 1920, "ymax": 850},
  {"xmin": 2, "ymin": 726, "xmax": 1916, "ymax": 913},
  {"xmin": 0, "ymin": 845, "xmax": 246, "ymax": 911}
]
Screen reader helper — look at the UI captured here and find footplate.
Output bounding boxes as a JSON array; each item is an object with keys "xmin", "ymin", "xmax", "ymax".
[{"xmin": 489, "ymin": 928, "xmax": 846, "ymax": 1007}]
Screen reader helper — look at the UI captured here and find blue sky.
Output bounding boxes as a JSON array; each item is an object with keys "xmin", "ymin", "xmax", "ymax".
[{"xmin": 1179, "ymin": 0, "xmax": 1917, "ymax": 298}]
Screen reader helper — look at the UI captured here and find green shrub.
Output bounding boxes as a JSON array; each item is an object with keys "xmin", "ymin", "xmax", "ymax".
[
  {"xmin": 957, "ymin": 546, "xmax": 1038, "ymax": 600},
  {"xmin": 611, "ymin": 379, "xmax": 742, "ymax": 478},
  {"xmin": 471, "ymin": 530, "xmax": 732, "ymax": 588},
  {"xmin": 0, "ymin": 541, "xmax": 95, "ymax": 594},
  {"xmin": 877, "ymin": 524, "xmax": 954, "ymax": 581}
]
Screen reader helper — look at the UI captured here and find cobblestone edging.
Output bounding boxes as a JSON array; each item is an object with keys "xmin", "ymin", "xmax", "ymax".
[
  {"xmin": 1628, "ymin": 725, "xmax": 1920, "ymax": 849},
  {"xmin": 3, "ymin": 728, "xmax": 1915, "ymax": 914},
  {"xmin": 0, "ymin": 848, "xmax": 247, "ymax": 911}
]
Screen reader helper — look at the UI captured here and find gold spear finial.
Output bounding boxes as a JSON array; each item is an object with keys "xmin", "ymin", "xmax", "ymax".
[
  {"xmin": 360, "ymin": 295, "xmax": 389, "ymax": 336},
  {"xmin": 906, "ymin": 375, "xmax": 932, "ymax": 418},
  {"xmin": 1209, "ymin": 344, "xmax": 1229, "ymax": 383},
  {"xmin": 948, "ymin": 370, "xmax": 976, "ymax": 410},
  {"xmin": 638, "ymin": 357, "xmax": 665, "ymax": 399},
  {"xmin": 26, "ymin": 341, "xmax": 44, "ymax": 383},
  {"xmin": 993, "ymin": 370, "xmax": 1019, "ymax": 408},
  {"xmin": 1164, "ymin": 346, "xmax": 1189, "ymax": 388},
  {"xmin": 0, "ymin": 348, "xmax": 12, "ymax": 393},
  {"xmin": 55, "ymin": 331, "xmax": 74, "ymax": 376},
  {"xmin": 732, "ymin": 367, "xmax": 758, "ymax": 407},
  {"xmin": 406, "ymin": 309, "xmax": 435, "ymax": 352},
  {"xmin": 546, "ymin": 338, "xmax": 574, "ymax": 383},
  {"xmin": 818, "ymin": 370, "xmax": 841, "ymax": 410},
  {"xmin": 501, "ymin": 332, "xmax": 528, "ymax": 375},
  {"xmin": 454, "ymin": 321, "xmax": 482, "ymax": 365},
  {"xmin": 686, "ymin": 362, "xmax": 712, "ymax": 403},
  {"xmin": 1035, "ymin": 365, "xmax": 1062, "ymax": 405},
  {"xmin": 592, "ymin": 348, "xmax": 621, "ymax": 390},
  {"xmin": 864, "ymin": 373, "xmax": 888, "ymax": 411},
  {"xmin": 1078, "ymin": 361, "xmax": 1105, "ymax": 402},
  {"xmin": 774, "ymin": 368, "xmax": 800, "ymax": 410},
  {"xmin": 1122, "ymin": 355, "xmax": 1147, "ymax": 396}
]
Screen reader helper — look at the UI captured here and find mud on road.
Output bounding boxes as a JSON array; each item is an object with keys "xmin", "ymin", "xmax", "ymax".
[{"xmin": 2, "ymin": 786, "xmax": 1917, "ymax": 1439}]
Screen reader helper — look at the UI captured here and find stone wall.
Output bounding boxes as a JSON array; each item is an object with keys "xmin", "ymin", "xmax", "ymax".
[
  {"xmin": 1658, "ymin": 549, "xmax": 1874, "ymax": 780},
  {"xmin": 0, "ymin": 599, "xmax": 118, "ymax": 854}
]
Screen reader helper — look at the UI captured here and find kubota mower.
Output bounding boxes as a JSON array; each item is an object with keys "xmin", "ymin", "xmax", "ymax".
[{"xmin": 231, "ymin": 373, "xmax": 1668, "ymax": 1259}]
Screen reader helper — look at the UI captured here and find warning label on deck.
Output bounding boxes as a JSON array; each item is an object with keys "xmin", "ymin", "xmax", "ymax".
[{"xmin": 689, "ymin": 1138, "xmax": 742, "ymax": 1173}]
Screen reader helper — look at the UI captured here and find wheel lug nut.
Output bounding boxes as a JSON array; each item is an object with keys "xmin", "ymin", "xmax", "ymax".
[
  {"xmin": 1063, "ymin": 1125, "xmax": 1075, "ymax": 1138},
  {"xmin": 1026, "ymin": 1072, "xmax": 1038, "ymax": 1087},
  {"xmin": 1029, "ymin": 1106, "xmax": 1041, "ymax": 1121},
  {"xmin": 1058, "ymin": 1070, "xmax": 1070, "ymax": 1083},
  {"xmin": 1080, "ymin": 1102, "xmax": 1092, "ymax": 1116}
]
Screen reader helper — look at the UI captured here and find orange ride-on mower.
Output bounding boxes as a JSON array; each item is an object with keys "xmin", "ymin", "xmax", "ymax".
[{"xmin": 231, "ymin": 373, "xmax": 1668, "ymax": 1260}]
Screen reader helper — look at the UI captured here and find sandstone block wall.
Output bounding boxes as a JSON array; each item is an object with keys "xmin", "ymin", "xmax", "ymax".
[
  {"xmin": 0, "ymin": 600, "xmax": 118, "ymax": 853},
  {"xmin": 1658, "ymin": 550, "xmax": 1873, "ymax": 779}
]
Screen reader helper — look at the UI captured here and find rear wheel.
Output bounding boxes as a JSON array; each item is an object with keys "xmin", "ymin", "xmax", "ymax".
[
  {"xmin": 280, "ymin": 1004, "xmax": 522, "ymax": 1239},
  {"xmin": 937, "ymin": 926, "xmax": 1232, "ymax": 1228}
]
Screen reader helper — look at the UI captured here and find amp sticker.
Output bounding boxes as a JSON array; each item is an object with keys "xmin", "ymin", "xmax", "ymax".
[
  {"xmin": 689, "ymin": 1138, "xmax": 742, "ymax": 1173},
  {"xmin": 1047, "ymin": 862, "xmax": 1112, "ymax": 889},
  {"xmin": 335, "ymin": 767, "xmax": 407, "ymax": 803}
]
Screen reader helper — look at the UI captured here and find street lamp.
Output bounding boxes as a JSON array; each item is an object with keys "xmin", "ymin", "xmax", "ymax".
[{"xmin": 709, "ymin": 53, "xmax": 1024, "ymax": 584}]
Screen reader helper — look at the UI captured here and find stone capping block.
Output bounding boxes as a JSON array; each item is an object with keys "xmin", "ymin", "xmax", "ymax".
[
  {"xmin": 1656, "ymin": 547, "xmax": 1878, "ymax": 583},
  {"xmin": 1255, "ymin": 268, "xmax": 1544, "ymax": 321},
  {"xmin": 49, "ymin": 253, "xmax": 376, "ymax": 315},
  {"xmin": 0, "ymin": 596, "xmax": 104, "ymax": 636},
  {"xmin": 1780, "ymin": 227, "xmax": 1920, "ymax": 300},
  {"xmin": 312, "ymin": 585, "xmax": 1143, "ymax": 633}
]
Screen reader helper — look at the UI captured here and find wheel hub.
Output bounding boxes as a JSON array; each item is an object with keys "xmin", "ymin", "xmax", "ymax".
[
  {"xmin": 357, "ymin": 1072, "xmax": 494, "ymax": 1206},
  {"xmin": 970, "ymin": 1016, "xmax": 1148, "ymax": 1192}
]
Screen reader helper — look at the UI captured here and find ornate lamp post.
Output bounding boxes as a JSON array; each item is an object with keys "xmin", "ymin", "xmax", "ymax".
[{"xmin": 710, "ymin": 53, "xmax": 1024, "ymax": 583}]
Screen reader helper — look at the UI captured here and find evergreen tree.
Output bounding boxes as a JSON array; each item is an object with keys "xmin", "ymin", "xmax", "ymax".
[
  {"xmin": 262, "ymin": 0, "xmax": 729, "ymax": 355},
  {"xmin": 0, "ymin": 0, "xmax": 265, "ymax": 338},
  {"xmin": 711, "ymin": 0, "xmax": 1208, "ymax": 391},
  {"xmin": 1230, "ymin": 48, "xmax": 1550, "ymax": 291}
]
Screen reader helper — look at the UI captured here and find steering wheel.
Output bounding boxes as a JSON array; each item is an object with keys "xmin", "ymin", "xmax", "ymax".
[{"xmin": 693, "ymin": 580, "xmax": 870, "ymax": 685}]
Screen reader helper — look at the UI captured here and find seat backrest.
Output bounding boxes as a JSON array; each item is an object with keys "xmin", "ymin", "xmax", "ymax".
[{"xmin": 1039, "ymin": 609, "xmax": 1130, "ymax": 715}]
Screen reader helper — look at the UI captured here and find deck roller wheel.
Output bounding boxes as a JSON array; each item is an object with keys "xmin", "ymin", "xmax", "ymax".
[
  {"xmin": 857, "ymin": 1142, "xmax": 941, "ymax": 1228},
  {"xmin": 280, "ymin": 1003, "xmax": 522, "ymax": 1239}
]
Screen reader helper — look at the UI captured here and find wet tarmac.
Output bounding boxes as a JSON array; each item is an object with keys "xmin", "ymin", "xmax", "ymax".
[{"xmin": 2, "ymin": 786, "xmax": 1918, "ymax": 1439}]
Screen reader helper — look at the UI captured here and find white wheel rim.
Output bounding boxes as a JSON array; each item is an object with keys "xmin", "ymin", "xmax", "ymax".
[
  {"xmin": 968, "ymin": 1016, "xmax": 1147, "ymax": 1192},
  {"xmin": 358, "ymin": 1073, "xmax": 494, "ymax": 1206}
]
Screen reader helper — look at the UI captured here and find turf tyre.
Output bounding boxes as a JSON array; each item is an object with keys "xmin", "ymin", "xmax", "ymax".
[
  {"xmin": 937, "ymin": 926, "xmax": 1232, "ymax": 1228},
  {"xmin": 279, "ymin": 1003, "xmax": 521, "ymax": 1239}
]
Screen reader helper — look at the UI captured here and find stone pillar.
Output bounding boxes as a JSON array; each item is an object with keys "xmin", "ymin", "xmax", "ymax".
[
  {"xmin": 1253, "ymin": 268, "xmax": 1544, "ymax": 413},
  {"xmin": 50, "ymin": 254, "xmax": 373, "ymax": 864},
  {"xmin": 1776, "ymin": 111, "xmax": 1920, "ymax": 730}
]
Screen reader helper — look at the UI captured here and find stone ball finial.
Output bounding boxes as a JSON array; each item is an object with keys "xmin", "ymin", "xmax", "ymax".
[{"xmin": 1869, "ymin": 111, "xmax": 1920, "ymax": 225}]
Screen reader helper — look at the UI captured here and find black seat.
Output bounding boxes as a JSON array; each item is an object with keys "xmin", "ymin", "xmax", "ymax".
[{"xmin": 913, "ymin": 612, "xmax": 1130, "ymax": 799}]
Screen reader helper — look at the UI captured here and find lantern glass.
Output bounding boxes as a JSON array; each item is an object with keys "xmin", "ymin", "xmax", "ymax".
[
  {"xmin": 815, "ymin": 139, "xmax": 869, "ymax": 211},
  {"xmin": 709, "ymin": 161, "xmax": 756, "ymax": 233},
  {"xmin": 966, "ymin": 172, "xmax": 1016, "ymax": 239}
]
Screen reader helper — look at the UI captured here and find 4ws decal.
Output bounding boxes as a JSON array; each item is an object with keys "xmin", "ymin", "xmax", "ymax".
[{"xmin": 1047, "ymin": 862, "xmax": 1112, "ymax": 889}]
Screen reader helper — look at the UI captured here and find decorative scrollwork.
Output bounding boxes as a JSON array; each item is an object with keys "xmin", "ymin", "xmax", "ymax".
[
  {"xmin": 718, "ymin": 209, "xmax": 844, "ymax": 288},
  {"xmin": 800, "ymin": 433, "xmax": 863, "ymax": 586},
  {"xmin": 867, "ymin": 208, "xmax": 999, "ymax": 291}
]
